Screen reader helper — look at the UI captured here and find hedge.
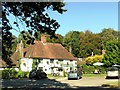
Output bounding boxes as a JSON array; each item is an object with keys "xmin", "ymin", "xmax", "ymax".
[{"xmin": 1, "ymin": 68, "xmax": 29, "ymax": 79}]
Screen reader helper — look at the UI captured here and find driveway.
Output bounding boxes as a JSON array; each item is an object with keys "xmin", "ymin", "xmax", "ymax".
[
  {"xmin": 1, "ymin": 78, "xmax": 71, "ymax": 89},
  {"xmin": 1, "ymin": 76, "xmax": 120, "ymax": 90},
  {"xmin": 56, "ymin": 76, "xmax": 119, "ymax": 87}
]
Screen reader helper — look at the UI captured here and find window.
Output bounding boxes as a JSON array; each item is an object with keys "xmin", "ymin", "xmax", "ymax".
[
  {"xmin": 50, "ymin": 59, "xmax": 54, "ymax": 63},
  {"xmin": 38, "ymin": 59, "xmax": 43, "ymax": 63},
  {"xmin": 56, "ymin": 61, "xmax": 59, "ymax": 64},
  {"xmin": 58, "ymin": 59, "xmax": 63, "ymax": 64},
  {"xmin": 67, "ymin": 62, "xmax": 69, "ymax": 65},
  {"xmin": 23, "ymin": 63, "xmax": 26, "ymax": 66},
  {"xmin": 58, "ymin": 68, "xmax": 63, "ymax": 71},
  {"xmin": 58, "ymin": 59, "xmax": 63, "ymax": 62},
  {"xmin": 46, "ymin": 61, "xmax": 49, "ymax": 65}
]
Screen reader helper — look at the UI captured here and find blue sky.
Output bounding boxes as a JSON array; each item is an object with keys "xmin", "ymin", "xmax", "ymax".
[
  {"xmin": 49, "ymin": 2, "xmax": 118, "ymax": 36},
  {"xmin": 10, "ymin": 1, "xmax": 118, "ymax": 36}
]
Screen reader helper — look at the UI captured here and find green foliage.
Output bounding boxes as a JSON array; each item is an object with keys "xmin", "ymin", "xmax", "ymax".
[
  {"xmin": 2, "ymin": 2, "xmax": 67, "ymax": 66},
  {"xmin": 63, "ymin": 31, "xmax": 80, "ymax": 57},
  {"xmin": 63, "ymin": 70, "xmax": 67, "ymax": 77},
  {"xmin": 81, "ymin": 65, "xmax": 106, "ymax": 74},
  {"xmin": 2, "ymin": 35, "xmax": 17, "ymax": 65},
  {"xmin": 103, "ymin": 40, "xmax": 120, "ymax": 67},
  {"xmin": 16, "ymin": 70, "xmax": 29, "ymax": 78},
  {"xmin": 2, "ymin": 68, "xmax": 17, "ymax": 79},
  {"xmin": 2, "ymin": 68, "xmax": 29, "ymax": 79},
  {"xmin": 85, "ymin": 55, "xmax": 104, "ymax": 65},
  {"xmin": 47, "ymin": 34, "xmax": 64, "ymax": 44},
  {"xmin": 32, "ymin": 59, "xmax": 39, "ymax": 69},
  {"xmin": 99, "ymin": 28, "xmax": 118, "ymax": 42},
  {"xmin": 82, "ymin": 65, "xmax": 95, "ymax": 74}
]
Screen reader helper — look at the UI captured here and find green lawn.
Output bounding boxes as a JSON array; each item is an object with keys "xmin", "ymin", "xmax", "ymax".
[{"xmin": 83, "ymin": 74, "xmax": 106, "ymax": 77}]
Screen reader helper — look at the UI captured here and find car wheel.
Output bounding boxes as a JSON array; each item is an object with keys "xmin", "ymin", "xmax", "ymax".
[{"xmin": 106, "ymin": 76, "xmax": 109, "ymax": 79}]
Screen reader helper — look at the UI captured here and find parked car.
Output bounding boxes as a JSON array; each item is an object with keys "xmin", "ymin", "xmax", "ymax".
[
  {"xmin": 106, "ymin": 66, "xmax": 119, "ymax": 79},
  {"xmin": 29, "ymin": 68, "xmax": 47, "ymax": 79},
  {"xmin": 68, "ymin": 70, "xmax": 82, "ymax": 80}
]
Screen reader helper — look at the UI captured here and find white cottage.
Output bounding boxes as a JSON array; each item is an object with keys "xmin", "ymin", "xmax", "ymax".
[{"xmin": 11, "ymin": 35, "xmax": 78, "ymax": 75}]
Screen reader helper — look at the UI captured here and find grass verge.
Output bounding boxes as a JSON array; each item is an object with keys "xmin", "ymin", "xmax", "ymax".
[{"xmin": 83, "ymin": 74, "xmax": 106, "ymax": 77}]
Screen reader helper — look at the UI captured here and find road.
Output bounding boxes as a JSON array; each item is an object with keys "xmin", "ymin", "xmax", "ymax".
[{"xmin": 1, "ymin": 76, "xmax": 120, "ymax": 90}]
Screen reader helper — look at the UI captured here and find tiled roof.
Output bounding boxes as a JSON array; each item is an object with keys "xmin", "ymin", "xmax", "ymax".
[
  {"xmin": 24, "ymin": 41, "xmax": 77, "ymax": 60},
  {"xmin": 0, "ymin": 59, "xmax": 7, "ymax": 67},
  {"xmin": 10, "ymin": 50, "xmax": 19, "ymax": 65},
  {"xmin": 11, "ymin": 41, "xmax": 77, "ymax": 63}
]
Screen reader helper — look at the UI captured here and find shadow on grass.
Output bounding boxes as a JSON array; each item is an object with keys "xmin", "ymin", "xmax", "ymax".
[{"xmin": 1, "ymin": 78, "xmax": 120, "ymax": 90}]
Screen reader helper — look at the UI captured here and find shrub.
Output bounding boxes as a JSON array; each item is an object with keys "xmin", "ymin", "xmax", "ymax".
[
  {"xmin": 2, "ymin": 68, "xmax": 17, "ymax": 79},
  {"xmin": 2, "ymin": 69, "xmax": 10, "ymax": 79},
  {"xmin": 82, "ymin": 65, "xmax": 95, "ymax": 74},
  {"xmin": 16, "ymin": 70, "xmax": 29, "ymax": 78},
  {"xmin": 2, "ymin": 68, "xmax": 29, "ymax": 79},
  {"xmin": 63, "ymin": 70, "xmax": 67, "ymax": 77},
  {"xmin": 82, "ymin": 65, "xmax": 107, "ymax": 74}
]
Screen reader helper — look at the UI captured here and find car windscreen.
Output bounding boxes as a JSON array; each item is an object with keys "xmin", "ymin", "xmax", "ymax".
[
  {"xmin": 69, "ymin": 71, "xmax": 77, "ymax": 73},
  {"xmin": 108, "ymin": 67, "xmax": 118, "ymax": 71}
]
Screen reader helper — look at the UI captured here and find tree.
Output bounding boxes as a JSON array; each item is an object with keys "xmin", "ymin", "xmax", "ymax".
[
  {"xmin": 102, "ymin": 39, "xmax": 120, "ymax": 67},
  {"xmin": 2, "ymin": 2, "xmax": 67, "ymax": 66},
  {"xmin": 79, "ymin": 30, "xmax": 102, "ymax": 58},
  {"xmin": 99, "ymin": 28, "xmax": 118, "ymax": 48},
  {"xmin": 85, "ymin": 55, "xmax": 104, "ymax": 65},
  {"xmin": 47, "ymin": 34, "xmax": 64, "ymax": 44},
  {"xmin": 63, "ymin": 31, "xmax": 81, "ymax": 57}
]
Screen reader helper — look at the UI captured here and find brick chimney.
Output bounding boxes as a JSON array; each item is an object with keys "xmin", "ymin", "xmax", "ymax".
[
  {"xmin": 41, "ymin": 34, "xmax": 47, "ymax": 43},
  {"xmin": 16, "ymin": 40, "xmax": 23, "ymax": 58}
]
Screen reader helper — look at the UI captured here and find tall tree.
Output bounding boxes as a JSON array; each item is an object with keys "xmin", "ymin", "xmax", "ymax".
[
  {"xmin": 63, "ymin": 31, "xmax": 80, "ymax": 57},
  {"xmin": 2, "ymin": 2, "xmax": 67, "ymax": 66},
  {"xmin": 79, "ymin": 30, "xmax": 102, "ymax": 58},
  {"xmin": 102, "ymin": 39, "xmax": 120, "ymax": 67},
  {"xmin": 47, "ymin": 34, "xmax": 64, "ymax": 44},
  {"xmin": 99, "ymin": 28, "xmax": 119, "ymax": 48}
]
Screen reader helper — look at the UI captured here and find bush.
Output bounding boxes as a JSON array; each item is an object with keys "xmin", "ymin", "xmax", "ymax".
[
  {"xmin": 82, "ymin": 65, "xmax": 107, "ymax": 74},
  {"xmin": 82, "ymin": 65, "xmax": 95, "ymax": 74},
  {"xmin": 2, "ymin": 68, "xmax": 17, "ymax": 79},
  {"xmin": 99, "ymin": 67, "xmax": 107, "ymax": 74},
  {"xmin": 2, "ymin": 68, "xmax": 29, "ymax": 79},
  {"xmin": 63, "ymin": 70, "xmax": 67, "ymax": 77},
  {"xmin": 16, "ymin": 70, "xmax": 29, "ymax": 78}
]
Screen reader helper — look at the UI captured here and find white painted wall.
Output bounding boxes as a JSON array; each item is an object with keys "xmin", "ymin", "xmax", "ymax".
[
  {"xmin": 20, "ymin": 58, "xmax": 33, "ymax": 72},
  {"xmin": 20, "ymin": 58, "xmax": 78, "ymax": 75}
]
